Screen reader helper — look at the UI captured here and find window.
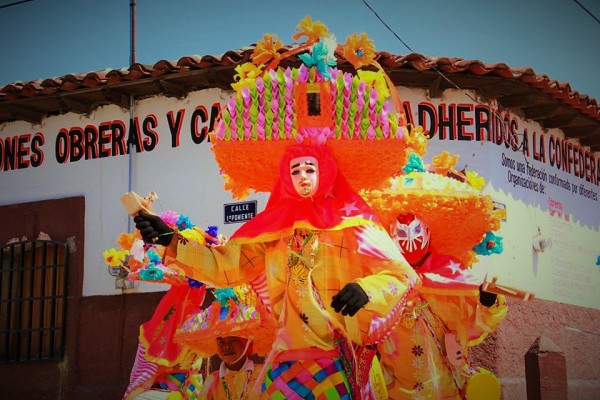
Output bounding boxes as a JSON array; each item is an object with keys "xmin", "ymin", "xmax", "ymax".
[{"xmin": 0, "ymin": 240, "xmax": 68, "ymax": 363}]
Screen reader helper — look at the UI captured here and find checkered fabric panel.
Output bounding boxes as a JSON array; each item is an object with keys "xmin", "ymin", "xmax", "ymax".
[{"xmin": 262, "ymin": 358, "xmax": 352, "ymax": 399}]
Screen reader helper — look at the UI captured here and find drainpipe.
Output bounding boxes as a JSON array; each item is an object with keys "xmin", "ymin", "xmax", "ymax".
[{"xmin": 127, "ymin": 0, "xmax": 136, "ymax": 233}]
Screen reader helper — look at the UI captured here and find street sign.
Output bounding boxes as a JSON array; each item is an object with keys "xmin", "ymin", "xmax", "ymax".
[{"xmin": 224, "ymin": 200, "xmax": 257, "ymax": 224}]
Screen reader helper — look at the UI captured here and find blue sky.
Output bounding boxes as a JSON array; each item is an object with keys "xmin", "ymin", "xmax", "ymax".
[{"xmin": 1, "ymin": 0, "xmax": 599, "ymax": 100}]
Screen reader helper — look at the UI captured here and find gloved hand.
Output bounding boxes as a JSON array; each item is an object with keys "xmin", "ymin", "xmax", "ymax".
[
  {"xmin": 331, "ymin": 282, "xmax": 369, "ymax": 316},
  {"xmin": 133, "ymin": 211, "xmax": 174, "ymax": 246},
  {"xmin": 479, "ymin": 285, "xmax": 498, "ymax": 307}
]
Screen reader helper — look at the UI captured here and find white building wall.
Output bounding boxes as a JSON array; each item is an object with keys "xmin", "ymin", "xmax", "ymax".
[{"xmin": 1, "ymin": 86, "xmax": 598, "ymax": 308}]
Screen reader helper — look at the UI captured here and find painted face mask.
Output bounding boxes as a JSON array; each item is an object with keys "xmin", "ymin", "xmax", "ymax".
[
  {"xmin": 390, "ymin": 213, "xmax": 431, "ymax": 265},
  {"xmin": 290, "ymin": 156, "xmax": 319, "ymax": 198}
]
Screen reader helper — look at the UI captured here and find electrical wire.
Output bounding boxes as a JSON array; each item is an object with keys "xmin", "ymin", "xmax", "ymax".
[
  {"xmin": 360, "ymin": 0, "xmax": 479, "ymax": 104},
  {"xmin": 0, "ymin": 0, "xmax": 33, "ymax": 9},
  {"xmin": 361, "ymin": 0, "xmax": 538, "ymax": 220},
  {"xmin": 571, "ymin": 0, "xmax": 600, "ymax": 25}
]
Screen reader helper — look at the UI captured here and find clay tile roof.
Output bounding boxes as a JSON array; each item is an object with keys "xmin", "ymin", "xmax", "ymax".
[
  {"xmin": 0, "ymin": 47, "xmax": 598, "ymax": 150},
  {"xmin": 176, "ymin": 55, "xmax": 203, "ymax": 68}
]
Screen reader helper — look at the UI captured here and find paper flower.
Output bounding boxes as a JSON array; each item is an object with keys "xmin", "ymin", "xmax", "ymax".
[
  {"xmin": 232, "ymin": 62, "xmax": 264, "ymax": 92},
  {"xmin": 432, "ymin": 151, "xmax": 459, "ymax": 176},
  {"xmin": 405, "ymin": 125, "xmax": 429, "ymax": 156},
  {"xmin": 116, "ymin": 232, "xmax": 137, "ymax": 251},
  {"xmin": 343, "ymin": 32, "xmax": 376, "ymax": 69},
  {"xmin": 402, "ymin": 153, "xmax": 426, "ymax": 174},
  {"xmin": 205, "ymin": 226, "xmax": 219, "ymax": 245},
  {"xmin": 176, "ymin": 214, "xmax": 194, "ymax": 230},
  {"xmin": 298, "ymin": 38, "xmax": 337, "ymax": 79},
  {"xmin": 252, "ymin": 34, "xmax": 284, "ymax": 66},
  {"xmin": 466, "ymin": 170, "xmax": 486, "ymax": 191},
  {"xmin": 103, "ymin": 248, "xmax": 128, "ymax": 267},
  {"xmin": 215, "ymin": 287, "xmax": 238, "ymax": 307},
  {"xmin": 146, "ymin": 248, "xmax": 162, "ymax": 264},
  {"xmin": 292, "ymin": 15, "xmax": 328, "ymax": 44},
  {"xmin": 139, "ymin": 262, "xmax": 164, "ymax": 281},
  {"xmin": 357, "ymin": 70, "xmax": 389, "ymax": 102},
  {"xmin": 159, "ymin": 210, "xmax": 180, "ymax": 226},
  {"xmin": 473, "ymin": 232, "xmax": 503, "ymax": 255}
]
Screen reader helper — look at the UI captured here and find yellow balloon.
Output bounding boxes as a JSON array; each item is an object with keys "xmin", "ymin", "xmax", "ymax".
[{"xmin": 465, "ymin": 368, "xmax": 501, "ymax": 400}]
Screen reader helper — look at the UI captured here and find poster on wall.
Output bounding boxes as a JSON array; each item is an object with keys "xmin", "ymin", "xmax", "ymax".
[{"xmin": 400, "ymin": 87, "xmax": 599, "ymax": 310}]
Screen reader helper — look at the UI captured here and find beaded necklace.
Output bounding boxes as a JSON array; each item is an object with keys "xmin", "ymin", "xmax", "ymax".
[{"xmin": 220, "ymin": 369, "xmax": 253, "ymax": 400}]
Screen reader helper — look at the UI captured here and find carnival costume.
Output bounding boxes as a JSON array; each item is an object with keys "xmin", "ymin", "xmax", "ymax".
[
  {"xmin": 147, "ymin": 17, "xmax": 424, "ymax": 399},
  {"xmin": 202, "ymin": 357, "xmax": 261, "ymax": 400},
  {"xmin": 181, "ymin": 286, "xmax": 268, "ymax": 400},
  {"xmin": 363, "ymin": 152, "xmax": 508, "ymax": 400},
  {"xmin": 104, "ymin": 218, "xmax": 216, "ymax": 400}
]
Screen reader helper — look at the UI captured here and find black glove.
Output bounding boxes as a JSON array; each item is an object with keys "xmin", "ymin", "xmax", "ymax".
[
  {"xmin": 133, "ymin": 211, "xmax": 174, "ymax": 246},
  {"xmin": 479, "ymin": 285, "xmax": 498, "ymax": 307},
  {"xmin": 331, "ymin": 282, "xmax": 369, "ymax": 316}
]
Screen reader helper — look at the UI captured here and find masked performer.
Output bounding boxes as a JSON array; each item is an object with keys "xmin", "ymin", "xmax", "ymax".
[
  {"xmin": 134, "ymin": 17, "xmax": 421, "ymax": 399},
  {"xmin": 363, "ymin": 153, "xmax": 508, "ymax": 400}
]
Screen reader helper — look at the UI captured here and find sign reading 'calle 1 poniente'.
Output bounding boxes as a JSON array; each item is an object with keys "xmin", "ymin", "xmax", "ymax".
[{"xmin": 223, "ymin": 201, "xmax": 257, "ymax": 224}]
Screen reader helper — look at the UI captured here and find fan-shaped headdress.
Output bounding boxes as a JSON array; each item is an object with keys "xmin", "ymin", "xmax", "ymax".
[
  {"xmin": 174, "ymin": 285, "xmax": 275, "ymax": 357},
  {"xmin": 362, "ymin": 149, "xmax": 506, "ymax": 266},
  {"xmin": 210, "ymin": 16, "xmax": 417, "ymax": 199}
]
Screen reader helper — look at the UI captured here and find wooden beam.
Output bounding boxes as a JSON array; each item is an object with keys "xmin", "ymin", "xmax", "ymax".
[
  {"xmin": 497, "ymin": 94, "xmax": 539, "ymax": 108},
  {"xmin": 101, "ymin": 88, "xmax": 131, "ymax": 110},
  {"xmin": 523, "ymin": 104, "xmax": 561, "ymax": 120},
  {"xmin": 56, "ymin": 94, "xmax": 93, "ymax": 115},
  {"xmin": 9, "ymin": 105, "xmax": 43, "ymax": 125},
  {"xmin": 428, "ymin": 75, "xmax": 445, "ymax": 98},
  {"xmin": 562, "ymin": 125, "xmax": 600, "ymax": 139},
  {"xmin": 578, "ymin": 135, "xmax": 600, "ymax": 148},
  {"xmin": 154, "ymin": 78, "xmax": 189, "ymax": 98},
  {"xmin": 477, "ymin": 83, "xmax": 506, "ymax": 99},
  {"xmin": 541, "ymin": 114, "xmax": 578, "ymax": 129}
]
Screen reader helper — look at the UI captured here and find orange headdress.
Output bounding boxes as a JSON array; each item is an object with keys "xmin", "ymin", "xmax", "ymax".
[{"xmin": 210, "ymin": 16, "xmax": 417, "ymax": 200}]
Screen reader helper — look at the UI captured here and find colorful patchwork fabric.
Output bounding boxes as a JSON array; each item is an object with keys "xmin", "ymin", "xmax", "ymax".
[{"xmin": 262, "ymin": 358, "xmax": 351, "ymax": 400}]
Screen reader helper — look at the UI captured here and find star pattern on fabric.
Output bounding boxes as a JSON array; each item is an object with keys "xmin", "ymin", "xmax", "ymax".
[
  {"xmin": 412, "ymin": 358, "xmax": 424, "ymax": 369},
  {"xmin": 447, "ymin": 260, "xmax": 462, "ymax": 275},
  {"xmin": 412, "ymin": 382, "xmax": 424, "ymax": 391},
  {"xmin": 340, "ymin": 201, "xmax": 359, "ymax": 216},
  {"xmin": 411, "ymin": 345, "xmax": 424, "ymax": 357}
]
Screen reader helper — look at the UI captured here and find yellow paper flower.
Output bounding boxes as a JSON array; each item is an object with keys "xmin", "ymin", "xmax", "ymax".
[
  {"xmin": 103, "ymin": 248, "xmax": 128, "ymax": 267},
  {"xmin": 292, "ymin": 15, "xmax": 328, "ymax": 44},
  {"xmin": 231, "ymin": 62, "xmax": 264, "ymax": 92},
  {"xmin": 432, "ymin": 151, "xmax": 459, "ymax": 176},
  {"xmin": 405, "ymin": 125, "xmax": 429, "ymax": 156},
  {"xmin": 178, "ymin": 227, "xmax": 207, "ymax": 246},
  {"xmin": 252, "ymin": 34, "xmax": 284, "ymax": 66},
  {"xmin": 343, "ymin": 32, "xmax": 376, "ymax": 69},
  {"xmin": 466, "ymin": 170, "xmax": 486, "ymax": 190},
  {"xmin": 357, "ymin": 70, "xmax": 389, "ymax": 102}
]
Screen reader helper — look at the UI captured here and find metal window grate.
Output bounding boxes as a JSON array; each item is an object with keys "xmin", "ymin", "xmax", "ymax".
[{"xmin": 0, "ymin": 240, "xmax": 68, "ymax": 363}]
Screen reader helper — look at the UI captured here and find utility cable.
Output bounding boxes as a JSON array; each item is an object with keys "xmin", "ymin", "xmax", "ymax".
[
  {"xmin": 0, "ymin": 0, "xmax": 33, "ymax": 10},
  {"xmin": 360, "ymin": 0, "xmax": 479, "ymax": 103},
  {"xmin": 571, "ymin": 0, "xmax": 600, "ymax": 25}
]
